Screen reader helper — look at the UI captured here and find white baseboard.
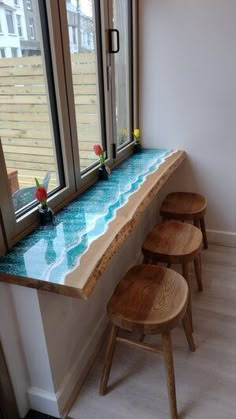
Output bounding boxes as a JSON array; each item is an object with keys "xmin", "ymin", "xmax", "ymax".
[
  {"xmin": 207, "ymin": 229, "xmax": 236, "ymax": 247},
  {"xmin": 27, "ymin": 387, "xmax": 60, "ymax": 417}
]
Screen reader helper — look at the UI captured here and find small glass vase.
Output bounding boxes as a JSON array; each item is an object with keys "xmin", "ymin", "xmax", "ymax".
[
  {"xmin": 38, "ymin": 205, "xmax": 54, "ymax": 226},
  {"xmin": 134, "ymin": 142, "xmax": 142, "ymax": 153},
  {"xmin": 98, "ymin": 164, "xmax": 109, "ymax": 180}
]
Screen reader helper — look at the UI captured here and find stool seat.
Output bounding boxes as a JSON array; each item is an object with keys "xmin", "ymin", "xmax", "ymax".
[
  {"xmin": 160, "ymin": 192, "xmax": 208, "ymax": 249},
  {"xmin": 142, "ymin": 220, "xmax": 203, "ymax": 332},
  {"xmin": 108, "ymin": 264, "xmax": 188, "ymax": 335},
  {"xmin": 100, "ymin": 264, "xmax": 195, "ymax": 419},
  {"xmin": 142, "ymin": 220, "xmax": 202, "ymax": 264},
  {"xmin": 160, "ymin": 192, "xmax": 207, "ymax": 220}
]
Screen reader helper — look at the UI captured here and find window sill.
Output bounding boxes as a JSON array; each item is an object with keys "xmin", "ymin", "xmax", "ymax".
[{"xmin": 0, "ymin": 149, "xmax": 185, "ymax": 299}]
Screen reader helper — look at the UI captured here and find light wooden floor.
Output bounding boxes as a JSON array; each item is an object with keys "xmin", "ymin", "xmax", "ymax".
[{"xmin": 69, "ymin": 245, "xmax": 236, "ymax": 419}]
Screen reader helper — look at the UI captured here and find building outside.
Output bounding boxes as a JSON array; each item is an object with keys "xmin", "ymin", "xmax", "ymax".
[
  {"xmin": 66, "ymin": 0, "xmax": 95, "ymax": 54},
  {"xmin": 0, "ymin": 0, "xmax": 94, "ymax": 59},
  {"xmin": 20, "ymin": 0, "xmax": 40, "ymax": 56},
  {"xmin": 0, "ymin": 0, "xmax": 27, "ymax": 57}
]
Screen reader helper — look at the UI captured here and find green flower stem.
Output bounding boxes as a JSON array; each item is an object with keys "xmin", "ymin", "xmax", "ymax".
[
  {"xmin": 99, "ymin": 151, "xmax": 106, "ymax": 165},
  {"xmin": 41, "ymin": 201, "xmax": 48, "ymax": 209}
]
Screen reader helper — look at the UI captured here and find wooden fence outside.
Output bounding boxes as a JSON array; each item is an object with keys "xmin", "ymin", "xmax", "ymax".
[{"xmin": 0, "ymin": 53, "xmax": 100, "ymax": 189}]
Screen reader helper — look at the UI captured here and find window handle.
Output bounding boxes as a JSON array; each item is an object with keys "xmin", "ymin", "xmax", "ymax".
[{"xmin": 108, "ymin": 29, "xmax": 120, "ymax": 54}]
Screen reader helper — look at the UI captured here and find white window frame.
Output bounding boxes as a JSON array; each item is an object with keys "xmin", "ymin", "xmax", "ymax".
[
  {"xmin": 26, "ymin": 0, "xmax": 32, "ymax": 11},
  {"xmin": 29, "ymin": 17, "xmax": 35, "ymax": 39},
  {"xmin": 16, "ymin": 15, "xmax": 23, "ymax": 37},
  {"xmin": 72, "ymin": 26, "xmax": 76, "ymax": 44},
  {"xmin": 5, "ymin": 10, "xmax": 15, "ymax": 34}
]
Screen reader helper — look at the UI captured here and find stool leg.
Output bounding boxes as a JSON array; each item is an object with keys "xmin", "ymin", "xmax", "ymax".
[
  {"xmin": 182, "ymin": 310, "xmax": 196, "ymax": 352},
  {"xmin": 200, "ymin": 217, "xmax": 208, "ymax": 249},
  {"xmin": 182, "ymin": 262, "xmax": 193, "ymax": 333},
  {"xmin": 162, "ymin": 332, "xmax": 178, "ymax": 419},
  {"xmin": 194, "ymin": 219, "xmax": 200, "ymax": 228},
  {"xmin": 100, "ymin": 324, "xmax": 119, "ymax": 395},
  {"xmin": 194, "ymin": 255, "xmax": 203, "ymax": 292},
  {"xmin": 143, "ymin": 253, "xmax": 152, "ymax": 264}
]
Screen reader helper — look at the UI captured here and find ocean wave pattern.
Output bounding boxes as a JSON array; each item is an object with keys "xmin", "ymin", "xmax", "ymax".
[{"xmin": 0, "ymin": 149, "xmax": 173, "ymax": 284}]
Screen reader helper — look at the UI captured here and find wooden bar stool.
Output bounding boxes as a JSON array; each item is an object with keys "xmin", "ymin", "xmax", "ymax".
[
  {"xmin": 142, "ymin": 220, "xmax": 203, "ymax": 331},
  {"xmin": 160, "ymin": 192, "xmax": 208, "ymax": 249},
  {"xmin": 100, "ymin": 265, "xmax": 195, "ymax": 419}
]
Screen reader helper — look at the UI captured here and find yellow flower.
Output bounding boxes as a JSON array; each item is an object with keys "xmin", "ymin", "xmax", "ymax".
[{"xmin": 133, "ymin": 128, "xmax": 140, "ymax": 139}]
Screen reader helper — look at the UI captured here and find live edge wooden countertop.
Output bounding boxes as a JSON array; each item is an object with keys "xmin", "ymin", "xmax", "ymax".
[{"xmin": 0, "ymin": 150, "xmax": 185, "ymax": 300}]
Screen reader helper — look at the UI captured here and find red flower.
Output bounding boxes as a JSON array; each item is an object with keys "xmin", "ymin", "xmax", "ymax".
[
  {"xmin": 93, "ymin": 144, "xmax": 103, "ymax": 156},
  {"xmin": 35, "ymin": 186, "xmax": 48, "ymax": 203}
]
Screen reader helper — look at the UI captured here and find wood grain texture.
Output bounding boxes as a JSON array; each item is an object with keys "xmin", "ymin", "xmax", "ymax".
[
  {"xmin": 194, "ymin": 255, "xmax": 203, "ymax": 292},
  {"xmin": 101, "ymin": 264, "xmax": 194, "ymax": 417},
  {"xmin": 160, "ymin": 192, "xmax": 207, "ymax": 220},
  {"xmin": 160, "ymin": 192, "xmax": 208, "ymax": 250},
  {"xmin": 142, "ymin": 220, "xmax": 203, "ymax": 333},
  {"xmin": 69, "ymin": 244, "xmax": 236, "ymax": 419},
  {"xmin": 67, "ymin": 151, "xmax": 186, "ymax": 299},
  {"xmin": 100, "ymin": 264, "xmax": 196, "ymax": 418},
  {"xmin": 0, "ymin": 53, "xmax": 101, "ymax": 185},
  {"xmin": 182, "ymin": 262, "xmax": 193, "ymax": 333},
  {"xmin": 0, "ymin": 151, "xmax": 185, "ymax": 300},
  {"xmin": 142, "ymin": 220, "xmax": 203, "ymax": 264},
  {"xmin": 162, "ymin": 332, "xmax": 178, "ymax": 419},
  {"xmin": 107, "ymin": 264, "xmax": 188, "ymax": 335},
  {"xmin": 100, "ymin": 325, "xmax": 119, "ymax": 396}
]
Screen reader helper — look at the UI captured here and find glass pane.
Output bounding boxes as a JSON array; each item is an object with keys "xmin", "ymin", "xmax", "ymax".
[
  {"xmin": 113, "ymin": 0, "xmax": 132, "ymax": 148},
  {"xmin": 0, "ymin": 1, "xmax": 61, "ymax": 214},
  {"xmin": 66, "ymin": 0, "xmax": 103, "ymax": 172}
]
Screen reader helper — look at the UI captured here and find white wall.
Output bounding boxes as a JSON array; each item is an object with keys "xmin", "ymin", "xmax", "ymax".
[{"xmin": 140, "ymin": 0, "xmax": 236, "ymax": 245}]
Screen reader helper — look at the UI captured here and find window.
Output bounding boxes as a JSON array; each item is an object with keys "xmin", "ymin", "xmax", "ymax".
[
  {"xmin": 14, "ymin": 0, "xmax": 19, "ymax": 6},
  {"xmin": 0, "ymin": 1, "xmax": 68, "ymax": 247},
  {"xmin": 72, "ymin": 27, "xmax": 76, "ymax": 44},
  {"xmin": 87, "ymin": 33, "xmax": 90, "ymax": 47},
  {"xmin": 0, "ymin": 48, "xmax": 6, "ymax": 58},
  {"xmin": 16, "ymin": 15, "xmax": 23, "ymax": 37},
  {"xmin": 5, "ymin": 10, "xmax": 15, "ymax": 34},
  {"xmin": 11, "ymin": 48, "xmax": 18, "ymax": 57},
  {"xmin": 0, "ymin": 0, "xmax": 137, "ymax": 250},
  {"xmin": 67, "ymin": 11, "xmax": 76, "ymax": 26},
  {"xmin": 29, "ymin": 18, "xmax": 35, "ymax": 39},
  {"xmin": 26, "ymin": 0, "xmax": 32, "ymax": 10}
]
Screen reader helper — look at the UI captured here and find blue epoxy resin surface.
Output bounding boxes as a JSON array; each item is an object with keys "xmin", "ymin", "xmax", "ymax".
[{"xmin": 0, "ymin": 149, "xmax": 173, "ymax": 283}]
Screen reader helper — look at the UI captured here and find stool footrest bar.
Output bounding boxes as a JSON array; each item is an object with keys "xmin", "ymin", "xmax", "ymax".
[{"xmin": 116, "ymin": 336, "xmax": 163, "ymax": 354}]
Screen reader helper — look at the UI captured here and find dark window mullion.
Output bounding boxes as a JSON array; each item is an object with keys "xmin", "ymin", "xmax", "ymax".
[
  {"xmin": 38, "ymin": 0, "xmax": 65, "ymax": 188},
  {"xmin": 93, "ymin": 0, "xmax": 107, "ymax": 162}
]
